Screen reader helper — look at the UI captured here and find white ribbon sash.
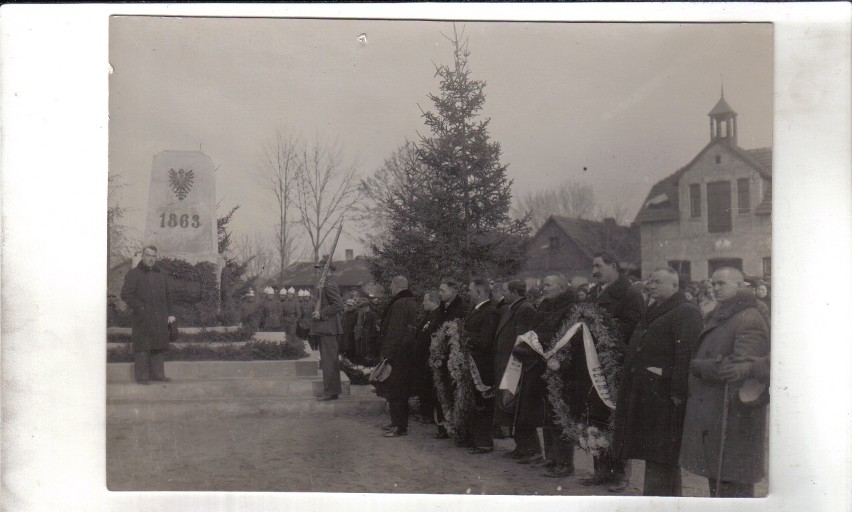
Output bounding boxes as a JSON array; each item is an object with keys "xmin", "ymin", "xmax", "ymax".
[
  {"xmin": 467, "ymin": 354, "xmax": 495, "ymax": 398},
  {"xmin": 498, "ymin": 322, "xmax": 616, "ymax": 410}
]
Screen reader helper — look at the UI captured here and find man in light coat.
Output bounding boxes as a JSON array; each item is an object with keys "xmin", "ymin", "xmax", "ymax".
[{"xmin": 679, "ymin": 267, "xmax": 770, "ymax": 497}]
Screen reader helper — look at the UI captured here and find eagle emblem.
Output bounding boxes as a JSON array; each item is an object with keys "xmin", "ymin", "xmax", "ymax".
[{"xmin": 168, "ymin": 168, "xmax": 194, "ymax": 201}]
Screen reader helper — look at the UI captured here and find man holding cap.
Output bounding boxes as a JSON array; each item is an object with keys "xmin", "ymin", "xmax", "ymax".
[{"xmin": 310, "ymin": 257, "xmax": 344, "ymax": 401}]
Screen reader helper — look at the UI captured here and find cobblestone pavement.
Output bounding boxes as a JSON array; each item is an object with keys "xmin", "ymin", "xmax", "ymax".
[{"xmin": 107, "ymin": 401, "xmax": 765, "ymax": 496}]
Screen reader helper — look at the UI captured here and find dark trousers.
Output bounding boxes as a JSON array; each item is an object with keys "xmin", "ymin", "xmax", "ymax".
[
  {"xmin": 643, "ymin": 461, "xmax": 682, "ymax": 496},
  {"xmin": 543, "ymin": 427, "xmax": 575, "ymax": 467},
  {"xmin": 513, "ymin": 425, "xmax": 540, "ymax": 454},
  {"xmin": 134, "ymin": 349, "xmax": 167, "ymax": 382},
  {"xmin": 470, "ymin": 397, "xmax": 495, "ymax": 448},
  {"xmin": 594, "ymin": 449, "xmax": 628, "ymax": 481},
  {"xmin": 388, "ymin": 398, "xmax": 409, "ymax": 431},
  {"xmin": 319, "ymin": 334, "xmax": 342, "ymax": 396},
  {"xmin": 708, "ymin": 479, "xmax": 755, "ymax": 498},
  {"xmin": 418, "ymin": 380, "xmax": 437, "ymax": 420}
]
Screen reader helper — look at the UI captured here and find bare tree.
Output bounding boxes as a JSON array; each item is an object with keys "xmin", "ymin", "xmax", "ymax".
[
  {"xmin": 234, "ymin": 232, "xmax": 277, "ymax": 280},
  {"xmin": 255, "ymin": 129, "xmax": 301, "ymax": 283},
  {"xmin": 512, "ymin": 180, "xmax": 597, "ymax": 230},
  {"xmin": 294, "ymin": 136, "xmax": 362, "ymax": 264}
]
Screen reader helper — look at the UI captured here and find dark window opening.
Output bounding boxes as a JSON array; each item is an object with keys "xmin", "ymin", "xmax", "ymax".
[
  {"xmin": 707, "ymin": 180, "xmax": 732, "ymax": 233},
  {"xmin": 549, "ymin": 236, "xmax": 561, "ymax": 251},
  {"xmin": 715, "ymin": 155, "xmax": 722, "ymax": 164},
  {"xmin": 689, "ymin": 184, "xmax": 701, "ymax": 218},
  {"xmin": 668, "ymin": 260, "xmax": 692, "ymax": 284}
]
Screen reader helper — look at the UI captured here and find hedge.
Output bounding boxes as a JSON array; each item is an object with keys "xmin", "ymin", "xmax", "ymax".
[
  {"xmin": 107, "ymin": 324, "xmax": 256, "ymax": 344},
  {"xmin": 107, "ymin": 340, "xmax": 308, "ymax": 362}
]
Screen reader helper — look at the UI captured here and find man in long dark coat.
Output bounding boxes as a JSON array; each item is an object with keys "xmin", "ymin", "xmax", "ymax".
[
  {"xmin": 680, "ymin": 267, "xmax": 770, "ymax": 497},
  {"xmin": 512, "ymin": 275, "xmax": 577, "ymax": 477},
  {"xmin": 310, "ymin": 259, "xmax": 344, "ymax": 401},
  {"xmin": 121, "ymin": 245, "xmax": 175, "ymax": 384},
  {"xmin": 580, "ymin": 252, "xmax": 645, "ymax": 491},
  {"xmin": 414, "ymin": 290, "xmax": 443, "ymax": 424},
  {"xmin": 376, "ymin": 276, "xmax": 419, "ymax": 437},
  {"xmin": 612, "ymin": 267, "xmax": 703, "ymax": 496},
  {"xmin": 340, "ymin": 299, "xmax": 358, "ymax": 357},
  {"xmin": 493, "ymin": 280, "xmax": 537, "ymax": 459},
  {"xmin": 281, "ymin": 287, "xmax": 301, "ymax": 343},
  {"xmin": 462, "ymin": 278, "xmax": 501, "ymax": 454}
]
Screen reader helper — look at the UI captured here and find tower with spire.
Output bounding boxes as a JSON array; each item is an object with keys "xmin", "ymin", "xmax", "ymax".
[{"xmin": 708, "ymin": 85, "xmax": 738, "ymax": 145}]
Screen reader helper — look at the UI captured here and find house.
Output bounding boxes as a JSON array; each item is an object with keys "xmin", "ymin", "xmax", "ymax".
[
  {"xmin": 518, "ymin": 215, "xmax": 640, "ymax": 284},
  {"xmin": 634, "ymin": 92, "xmax": 772, "ymax": 282},
  {"xmin": 277, "ymin": 255, "xmax": 376, "ymax": 298}
]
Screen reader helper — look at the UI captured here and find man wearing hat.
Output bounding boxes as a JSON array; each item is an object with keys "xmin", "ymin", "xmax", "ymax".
[
  {"xmin": 240, "ymin": 289, "xmax": 261, "ymax": 331},
  {"xmin": 310, "ymin": 257, "xmax": 344, "ymax": 401},
  {"xmin": 341, "ymin": 298, "xmax": 359, "ymax": 358},
  {"xmin": 260, "ymin": 286, "xmax": 283, "ymax": 331}
]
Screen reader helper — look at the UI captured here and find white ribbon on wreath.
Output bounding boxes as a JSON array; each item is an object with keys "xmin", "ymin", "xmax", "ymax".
[{"xmin": 498, "ymin": 322, "xmax": 616, "ymax": 410}]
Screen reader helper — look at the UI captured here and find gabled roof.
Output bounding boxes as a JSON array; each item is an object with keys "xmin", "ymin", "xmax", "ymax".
[
  {"xmin": 278, "ymin": 257, "xmax": 373, "ymax": 288},
  {"xmin": 634, "ymin": 140, "xmax": 772, "ymax": 224},
  {"xmin": 541, "ymin": 216, "xmax": 640, "ymax": 269},
  {"xmin": 708, "ymin": 95, "xmax": 737, "ymax": 117}
]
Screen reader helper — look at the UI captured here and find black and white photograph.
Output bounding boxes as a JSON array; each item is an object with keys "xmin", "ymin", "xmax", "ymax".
[
  {"xmin": 106, "ymin": 16, "xmax": 773, "ymax": 496},
  {"xmin": 1, "ymin": 4, "xmax": 851, "ymax": 512}
]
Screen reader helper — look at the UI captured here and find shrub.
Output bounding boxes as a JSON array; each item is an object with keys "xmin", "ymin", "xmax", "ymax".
[{"xmin": 106, "ymin": 339, "xmax": 307, "ymax": 362}]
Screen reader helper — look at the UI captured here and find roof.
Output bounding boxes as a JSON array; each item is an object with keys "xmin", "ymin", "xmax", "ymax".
[
  {"xmin": 277, "ymin": 257, "xmax": 373, "ymax": 288},
  {"xmin": 542, "ymin": 216, "xmax": 641, "ymax": 269},
  {"xmin": 634, "ymin": 140, "xmax": 772, "ymax": 224},
  {"xmin": 708, "ymin": 95, "xmax": 737, "ymax": 117}
]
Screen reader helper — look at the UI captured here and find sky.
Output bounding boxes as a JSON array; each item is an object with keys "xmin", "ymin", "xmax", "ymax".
[{"xmin": 109, "ymin": 17, "xmax": 772, "ymax": 261}]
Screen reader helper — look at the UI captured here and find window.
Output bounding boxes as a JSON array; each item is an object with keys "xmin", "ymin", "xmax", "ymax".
[
  {"xmin": 715, "ymin": 155, "xmax": 722, "ymax": 164},
  {"xmin": 708, "ymin": 258, "xmax": 743, "ymax": 276},
  {"xmin": 549, "ymin": 236, "xmax": 561, "ymax": 251},
  {"xmin": 738, "ymin": 178, "xmax": 751, "ymax": 213},
  {"xmin": 707, "ymin": 180, "xmax": 732, "ymax": 233},
  {"xmin": 763, "ymin": 257, "xmax": 771, "ymax": 277},
  {"xmin": 668, "ymin": 260, "xmax": 692, "ymax": 284},
  {"xmin": 689, "ymin": 184, "xmax": 701, "ymax": 217}
]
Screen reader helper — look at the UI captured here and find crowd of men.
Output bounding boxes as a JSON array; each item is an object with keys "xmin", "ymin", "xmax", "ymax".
[
  {"xmin": 121, "ymin": 244, "xmax": 770, "ymax": 497},
  {"xmin": 301, "ymin": 252, "xmax": 771, "ymax": 497}
]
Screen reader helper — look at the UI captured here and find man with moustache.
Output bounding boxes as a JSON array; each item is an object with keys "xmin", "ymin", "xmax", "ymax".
[
  {"xmin": 512, "ymin": 275, "xmax": 577, "ymax": 477},
  {"xmin": 464, "ymin": 278, "xmax": 501, "ymax": 454},
  {"xmin": 582, "ymin": 252, "xmax": 645, "ymax": 491},
  {"xmin": 612, "ymin": 267, "xmax": 703, "ymax": 496},
  {"xmin": 679, "ymin": 267, "xmax": 770, "ymax": 497},
  {"xmin": 493, "ymin": 280, "xmax": 537, "ymax": 460}
]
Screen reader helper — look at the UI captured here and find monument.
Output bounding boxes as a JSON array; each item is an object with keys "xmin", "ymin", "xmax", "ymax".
[{"xmin": 144, "ymin": 150, "xmax": 218, "ymax": 265}]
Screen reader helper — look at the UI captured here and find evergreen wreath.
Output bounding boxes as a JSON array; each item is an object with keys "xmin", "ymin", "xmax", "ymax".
[
  {"xmin": 429, "ymin": 319, "xmax": 480, "ymax": 436},
  {"xmin": 542, "ymin": 302, "xmax": 623, "ymax": 455}
]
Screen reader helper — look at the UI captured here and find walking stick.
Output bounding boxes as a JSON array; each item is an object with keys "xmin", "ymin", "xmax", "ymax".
[{"xmin": 715, "ymin": 381, "xmax": 731, "ymax": 497}]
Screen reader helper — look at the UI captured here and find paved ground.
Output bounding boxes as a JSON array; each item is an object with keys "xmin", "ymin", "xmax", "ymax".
[{"xmin": 107, "ymin": 393, "xmax": 765, "ymax": 496}]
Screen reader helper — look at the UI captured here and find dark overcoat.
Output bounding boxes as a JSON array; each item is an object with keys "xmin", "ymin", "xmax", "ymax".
[
  {"xmin": 679, "ymin": 291, "xmax": 770, "ymax": 484},
  {"xmin": 441, "ymin": 295, "xmax": 469, "ymax": 323},
  {"xmin": 566, "ymin": 274, "xmax": 645, "ymax": 426},
  {"xmin": 121, "ymin": 262, "xmax": 174, "ymax": 352},
  {"xmin": 376, "ymin": 289, "xmax": 419, "ymax": 399},
  {"xmin": 341, "ymin": 309, "xmax": 358, "ymax": 353},
  {"xmin": 512, "ymin": 290, "xmax": 576, "ymax": 429},
  {"xmin": 310, "ymin": 279, "xmax": 343, "ymax": 336},
  {"xmin": 612, "ymin": 292, "xmax": 703, "ymax": 464},
  {"xmin": 493, "ymin": 297, "xmax": 536, "ymax": 427},
  {"xmin": 360, "ymin": 309, "xmax": 381, "ymax": 361},
  {"xmin": 414, "ymin": 306, "xmax": 443, "ymax": 393},
  {"xmin": 261, "ymin": 298, "xmax": 284, "ymax": 330},
  {"xmin": 464, "ymin": 301, "xmax": 500, "ymax": 387}
]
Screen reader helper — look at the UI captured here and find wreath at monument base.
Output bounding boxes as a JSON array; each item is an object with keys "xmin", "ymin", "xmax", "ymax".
[
  {"xmin": 429, "ymin": 319, "xmax": 479, "ymax": 436},
  {"xmin": 542, "ymin": 303, "xmax": 623, "ymax": 456},
  {"xmin": 339, "ymin": 356, "xmax": 375, "ymax": 385}
]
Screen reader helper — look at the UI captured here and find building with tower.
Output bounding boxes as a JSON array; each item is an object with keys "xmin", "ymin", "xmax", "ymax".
[{"xmin": 634, "ymin": 92, "xmax": 772, "ymax": 282}]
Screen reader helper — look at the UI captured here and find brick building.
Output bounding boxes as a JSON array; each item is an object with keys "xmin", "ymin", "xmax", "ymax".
[
  {"xmin": 634, "ymin": 93, "xmax": 772, "ymax": 282},
  {"xmin": 518, "ymin": 215, "xmax": 640, "ymax": 284}
]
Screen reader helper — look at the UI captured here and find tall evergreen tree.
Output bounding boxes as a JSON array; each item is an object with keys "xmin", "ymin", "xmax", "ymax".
[{"xmin": 367, "ymin": 26, "xmax": 529, "ymax": 291}]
